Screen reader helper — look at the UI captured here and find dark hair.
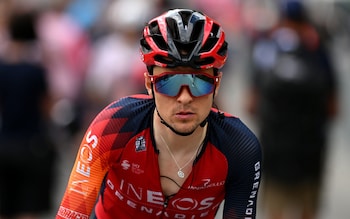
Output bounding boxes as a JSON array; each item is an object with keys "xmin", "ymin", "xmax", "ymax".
[
  {"xmin": 280, "ymin": 0, "xmax": 307, "ymax": 22},
  {"xmin": 8, "ymin": 11, "xmax": 38, "ymax": 42}
]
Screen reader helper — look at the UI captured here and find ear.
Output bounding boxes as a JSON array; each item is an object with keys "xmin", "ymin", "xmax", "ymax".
[
  {"xmin": 214, "ymin": 72, "xmax": 223, "ymax": 97},
  {"xmin": 144, "ymin": 72, "xmax": 153, "ymax": 97}
]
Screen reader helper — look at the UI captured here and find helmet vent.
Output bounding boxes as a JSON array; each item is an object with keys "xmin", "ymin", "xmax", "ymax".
[
  {"xmin": 166, "ymin": 18, "xmax": 180, "ymax": 41},
  {"xmin": 154, "ymin": 55, "xmax": 174, "ymax": 64},
  {"xmin": 190, "ymin": 20, "xmax": 204, "ymax": 41},
  {"xmin": 140, "ymin": 38, "xmax": 151, "ymax": 52},
  {"xmin": 200, "ymin": 24, "xmax": 220, "ymax": 53},
  {"xmin": 200, "ymin": 38, "xmax": 218, "ymax": 53},
  {"xmin": 152, "ymin": 34, "xmax": 168, "ymax": 51},
  {"xmin": 178, "ymin": 10, "xmax": 193, "ymax": 26},
  {"xmin": 173, "ymin": 40, "xmax": 197, "ymax": 59},
  {"xmin": 218, "ymin": 42, "xmax": 228, "ymax": 56},
  {"xmin": 194, "ymin": 57, "xmax": 215, "ymax": 66},
  {"xmin": 166, "ymin": 16, "xmax": 204, "ymax": 43},
  {"xmin": 148, "ymin": 21, "xmax": 168, "ymax": 51}
]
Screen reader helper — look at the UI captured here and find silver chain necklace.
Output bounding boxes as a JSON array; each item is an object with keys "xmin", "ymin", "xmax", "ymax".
[{"xmin": 160, "ymin": 134, "xmax": 204, "ymax": 178}]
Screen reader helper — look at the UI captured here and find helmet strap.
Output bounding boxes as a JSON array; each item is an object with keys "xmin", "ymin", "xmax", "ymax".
[
  {"xmin": 150, "ymin": 66, "xmax": 212, "ymax": 136},
  {"xmin": 155, "ymin": 107, "xmax": 207, "ymax": 136}
]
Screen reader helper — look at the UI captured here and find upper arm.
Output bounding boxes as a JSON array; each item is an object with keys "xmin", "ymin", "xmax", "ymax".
[{"xmin": 222, "ymin": 135, "xmax": 262, "ymax": 219}]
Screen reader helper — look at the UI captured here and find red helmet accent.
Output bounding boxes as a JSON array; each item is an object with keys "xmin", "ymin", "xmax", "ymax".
[{"xmin": 140, "ymin": 9, "xmax": 228, "ymax": 69}]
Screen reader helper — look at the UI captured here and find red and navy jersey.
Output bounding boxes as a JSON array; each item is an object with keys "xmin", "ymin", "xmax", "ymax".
[{"xmin": 56, "ymin": 95, "xmax": 262, "ymax": 219}]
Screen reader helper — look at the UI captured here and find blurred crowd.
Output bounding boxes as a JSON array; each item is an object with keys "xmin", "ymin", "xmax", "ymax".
[{"xmin": 0, "ymin": 0, "xmax": 349, "ymax": 219}]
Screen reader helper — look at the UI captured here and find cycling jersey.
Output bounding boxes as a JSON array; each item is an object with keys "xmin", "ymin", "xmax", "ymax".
[{"xmin": 56, "ymin": 94, "xmax": 262, "ymax": 219}]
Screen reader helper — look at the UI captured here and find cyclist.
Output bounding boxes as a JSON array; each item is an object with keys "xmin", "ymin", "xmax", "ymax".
[{"xmin": 56, "ymin": 8, "xmax": 262, "ymax": 219}]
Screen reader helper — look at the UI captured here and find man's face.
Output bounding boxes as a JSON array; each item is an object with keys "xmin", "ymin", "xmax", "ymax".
[{"xmin": 145, "ymin": 66, "xmax": 222, "ymax": 134}]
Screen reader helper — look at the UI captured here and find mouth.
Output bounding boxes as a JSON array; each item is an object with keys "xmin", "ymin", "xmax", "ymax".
[
  {"xmin": 177, "ymin": 111, "xmax": 193, "ymax": 115},
  {"xmin": 175, "ymin": 111, "xmax": 195, "ymax": 119}
]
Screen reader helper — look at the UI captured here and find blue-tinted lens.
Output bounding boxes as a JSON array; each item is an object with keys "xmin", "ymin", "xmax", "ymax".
[{"xmin": 154, "ymin": 74, "xmax": 216, "ymax": 97}]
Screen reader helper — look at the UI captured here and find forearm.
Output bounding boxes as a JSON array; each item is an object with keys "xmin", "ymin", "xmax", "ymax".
[{"xmin": 56, "ymin": 130, "xmax": 109, "ymax": 218}]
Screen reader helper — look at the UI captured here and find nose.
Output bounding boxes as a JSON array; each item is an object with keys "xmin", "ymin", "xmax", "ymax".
[{"xmin": 176, "ymin": 86, "xmax": 193, "ymax": 103}]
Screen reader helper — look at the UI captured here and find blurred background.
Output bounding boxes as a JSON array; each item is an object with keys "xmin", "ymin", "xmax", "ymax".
[{"xmin": 0, "ymin": 0, "xmax": 349, "ymax": 218}]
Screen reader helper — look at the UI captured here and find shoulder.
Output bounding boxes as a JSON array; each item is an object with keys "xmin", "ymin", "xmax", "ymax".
[
  {"xmin": 208, "ymin": 108, "xmax": 261, "ymax": 158},
  {"xmin": 106, "ymin": 94, "xmax": 154, "ymax": 112},
  {"xmin": 92, "ymin": 94, "xmax": 154, "ymax": 122},
  {"xmin": 209, "ymin": 109, "xmax": 257, "ymax": 141},
  {"xmin": 208, "ymin": 109, "xmax": 262, "ymax": 179},
  {"xmin": 86, "ymin": 94, "xmax": 154, "ymax": 151},
  {"xmin": 90, "ymin": 94, "xmax": 154, "ymax": 132}
]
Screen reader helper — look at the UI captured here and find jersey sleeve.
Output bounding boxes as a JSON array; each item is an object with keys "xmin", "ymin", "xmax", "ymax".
[
  {"xmin": 224, "ymin": 136, "xmax": 261, "ymax": 219},
  {"xmin": 221, "ymin": 119, "xmax": 262, "ymax": 219},
  {"xmin": 56, "ymin": 104, "xmax": 123, "ymax": 219}
]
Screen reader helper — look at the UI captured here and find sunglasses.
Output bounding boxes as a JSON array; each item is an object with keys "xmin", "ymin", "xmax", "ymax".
[{"xmin": 148, "ymin": 72, "xmax": 219, "ymax": 97}]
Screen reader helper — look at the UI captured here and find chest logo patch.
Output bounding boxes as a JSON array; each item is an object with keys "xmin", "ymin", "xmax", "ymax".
[{"xmin": 135, "ymin": 136, "xmax": 146, "ymax": 152}]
